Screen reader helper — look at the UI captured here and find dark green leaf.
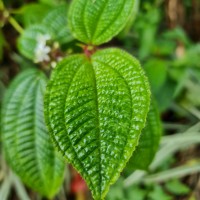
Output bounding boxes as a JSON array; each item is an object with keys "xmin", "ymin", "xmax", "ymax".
[
  {"xmin": 126, "ymin": 99, "xmax": 162, "ymax": 171},
  {"xmin": 0, "ymin": 30, "xmax": 6, "ymax": 61},
  {"xmin": 44, "ymin": 48, "xmax": 150, "ymax": 199},
  {"xmin": 2, "ymin": 69, "xmax": 65, "ymax": 198},
  {"xmin": 144, "ymin": 59, "xmax": 167, "ymax": 93},
  {"xmin": 68, "ymin": 0, "xmax": 135, "ymax": 45}
]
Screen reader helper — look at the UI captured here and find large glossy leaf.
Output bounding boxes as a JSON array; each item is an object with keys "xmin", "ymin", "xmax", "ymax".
[
  {"xmin": 126, "ymin": 99, "xmax": 162, "ymax": 171},
  {"xmin": 44, "ymin": 48, "xmax": 150, "ymax": 199},
  {"xmin": 1, "ymin": 69, "xmax": 65, "ymax": 198},
  {"xmin": 68, "ymin": 0, "xmax": 135, "ymax": 45}
]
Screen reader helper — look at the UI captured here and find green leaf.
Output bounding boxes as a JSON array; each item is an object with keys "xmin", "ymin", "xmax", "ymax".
[
  {"xmin": 0, "ymin": 80, "xmax": 5, "ymax": 103},
  {"xmin": 44, "ymin": 48, "xmax": 150, "ymax": 199},
  {"xmin": 19, "ymin": 3, "xmax": 52, "ymax": 27},
  {"xmin": 68, "ymin": 0, "xmax": 135, "ymax": 45},
  {"xmin": 126, "ymin": 186, "xmax": 146, "ymax": 200},
  {"xmin": 126, "ymin": 99, "xmax": 162, "ymax": 171},
  {"xmin": 18, "ymin": 5, "xmax": 73, "ymax": 61},
  {"xmin": 17, "ymin": 25, "xmax": 52, "ymax": 60},
  {"xmin": 39, "ymin": 0, "xmax": 66, "ymax": 6},
  {"xmin": 106, "ymin": 178, "xmax": 126, "ymax": 200},
  {"xmin": 1, "ymin": 69, "xmax": 65, "ymax": 198},
  {"xmin": 42, "ymin": 5, "xmax": 73, "ymax": 44},
  {"xmin": 149, "ymin": 185, "xmax": 172, "ymax": 200},
  {"xmin": 144, "ymin": 59, "xmax": 167, "ymax": 94},
  {"xmin": 165, "ymin": 179, "xmax": 190, "ymax": 195},
  {"xmin": 0, "ymin": 30, "xmax": 6, "ymax": 61}
]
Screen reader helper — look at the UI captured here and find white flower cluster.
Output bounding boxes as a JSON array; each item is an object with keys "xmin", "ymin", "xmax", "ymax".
[{"xmin": 34, "ymin": 34, "xmax": 51, "ymax": 63}]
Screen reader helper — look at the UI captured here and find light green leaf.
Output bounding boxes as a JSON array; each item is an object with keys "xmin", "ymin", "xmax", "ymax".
[
  {"xmin": 2, "ymin": 69, "xmax": 65, "ymax": 198},
  {"xmin": 39, "ymin": 0, "xmax": 66, "ymax": 6},
  {"xmin": 149, "ymin": 185, "xmax": 172, "ymax": 200},
  {"xmin": 68, "ymin": 0, "xmax": 135, "ymax": 45},
  {"xmin": 44, "ymin": 48, "xmax": 150, "ymax": 199},
  {"xmin": 19, "ymin": 3, "xmax": 52, "ymax": 27},
  {"xmin": 17, "ymin": 25, "xmax": 52, "ymax": 61},
  {"xmin": 42, "ymin": 5, "xmax": 73, "ymax": 44},
  {"xmin": 126, "ymin": 99, "xmax": 162, "ymax": 171},
  {"xmin": 165, "ymin": 179, "xmax": 190, "ymax": 195}
]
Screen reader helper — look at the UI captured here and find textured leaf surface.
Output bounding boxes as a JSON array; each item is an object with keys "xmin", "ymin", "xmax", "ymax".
[
  {"xmin": 42, "ymin": 5, "xmax": 73, "ymax": 44},
  {"xmin": 1, "ymin": 69, "xmax": 65, "ymax": 198},
  {"xmin": 18, "ymin": 25, "xmax": 52, "ymax": 60},
  {"xmin": 126, "ymin": 99, "xmax": 162, "ymax": 171},
  {"xmin": 45, "ymin": 48, "xmax": 150, "ymax": 199},
  {"xmin": 69, "ymin": 0, "xmax": 135, "ymax": 45}
]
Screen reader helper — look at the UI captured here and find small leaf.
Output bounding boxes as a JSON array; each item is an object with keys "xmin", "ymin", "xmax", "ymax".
[
  {"xmin": 165, "ymin": 179, "xmax": 190, "ymax": 195},
  {"xmin": 149, "ymin": 185, "xmax": 172, "ymax": 200},
  {"xmin": 19, "ymin": 3, "xmax": 52, "ymax": 27},
  {"xmin": 68, "ymin": 0, "xmax": 135, "ymax": 45},
  {"xmin": 126, "ymin": 99, "xmax": 162, "ymax": 170},
  {"xmin": 17, "ymin": 25, "xmax": 52, "ymax": 60},
  {"xmin": 18, "ymin": 6, "xmax": 73, "ymax": 61},
  {"xmin": 42, "ymin": 5, "xmax": 73, "ymax": 44},
  {"xmin": 2, "ymin": 69, "xmax": 65, "ymax": 198},
  {"xmin": 44, "ymin": 48, "xmax": 150, "ymax": 199}
]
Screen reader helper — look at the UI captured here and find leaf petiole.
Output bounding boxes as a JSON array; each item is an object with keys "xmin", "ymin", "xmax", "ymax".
[{"xmin": 8, "ymin": 16, "xmax": 24, "ymax": 34}]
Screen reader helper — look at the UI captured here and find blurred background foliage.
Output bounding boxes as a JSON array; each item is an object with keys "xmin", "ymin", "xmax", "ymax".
[{"xmin": 0, "ymin": 0, "xmax": 200, "ymax": 199}]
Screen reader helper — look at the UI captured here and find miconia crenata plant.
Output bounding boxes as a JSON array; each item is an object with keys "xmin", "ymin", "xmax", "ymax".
[
  {"xmin": 1, "ymin": 69, "xmax": 65, "ymax": 198},
  {"xmin": 44, "ymin": 0, "xmax": 151, "ymax": 199},
  {"xmin": 68, "ymin": 0, "xmax": 135, "ymax": 45}
]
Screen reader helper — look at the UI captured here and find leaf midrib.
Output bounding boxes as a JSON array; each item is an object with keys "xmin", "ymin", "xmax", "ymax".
[
  {"xmin": 94, "ymin": 0, "xmax": 127, "ymax": 43},
  {"xmin": 34, "ymin": 78, "xmax": 50, "ymax": 195},
  {"xmin": 89, "ymin": 63, "xmax": 102, "ymax": 196},
  {"xmin": 61, "ymin": 60, "xmax": 96, "ymax": 194},
  {"xmin": 92, "ymin": 59, "xmax": 133, "ymax": 196},
  {"xmin": 91, "ymin": 0, "xmax": 109, "ymax": 41}
]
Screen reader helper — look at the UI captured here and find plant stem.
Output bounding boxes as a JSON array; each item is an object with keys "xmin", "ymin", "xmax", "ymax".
[
  {"xmin": 144, "ymin": 161, "xmax": 200, "ymax": 184},
  {"xmin": 124, "ymin": 122, "xmax": 200, "ymax": 187},
  {"xmin": 12, "ymin": 173, "xmax": 31, "ymax": 200},
  {"xmin": 0, "ymin": 0, "xmax": 23, "ymax": 34},
  {"xmin": 124, "ymin": 161, "xmax": 200, "ymax": 187},
  {"xmin": 0, "ymin": 172, "xmax": 12, "ymax": 200},
  {"xmin": 8, "ymin": 16, "xmax": 23, "ymax": 34},
  {"xmin": 123, "ymin": 170, "xmax": 147, "ymax": 187},
  {"xmin": 182, "ymin": 103, "xmax": 200, "ymax": 119},
  {"xmin": 163, "ymin": 123, "xmax": 188, "ymax": 130},
  {"xmin": 0, "ymin": 0, "xmax": 4, "ymax": 10}
]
